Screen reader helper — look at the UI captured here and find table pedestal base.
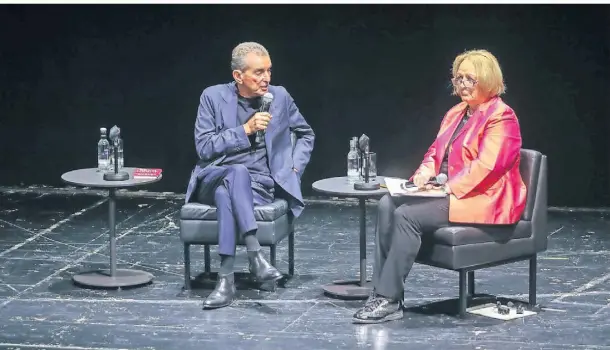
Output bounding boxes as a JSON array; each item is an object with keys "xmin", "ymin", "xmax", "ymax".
[
  {"xmin": 73, "ymin": 269, "xmax": 154, "ymax": 288},
  {"xmin": 322, "ymin": 279, "xmax": 372, "ymax": 300}
]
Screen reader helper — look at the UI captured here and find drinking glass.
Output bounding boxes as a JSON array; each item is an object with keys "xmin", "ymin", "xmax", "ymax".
[{"xmin": 360, "ymin": 152, "xmax": 377, "ymax": 181}]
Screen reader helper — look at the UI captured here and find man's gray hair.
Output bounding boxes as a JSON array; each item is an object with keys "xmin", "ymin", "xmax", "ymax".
[{"xmin": 231, "ymin": 42, "xmax": 269, "ymax": 71}]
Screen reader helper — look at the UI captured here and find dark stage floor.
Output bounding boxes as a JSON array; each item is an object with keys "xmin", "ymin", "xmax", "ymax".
[{"xmin": 0, "ymin": 188, "xmax": 609, "ymax": 350}]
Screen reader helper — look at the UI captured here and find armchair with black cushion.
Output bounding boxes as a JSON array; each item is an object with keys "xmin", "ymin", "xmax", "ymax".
[
  {"xmin": 179, "ymin": 134, "xmax": 298, "ymax": 289},
  {"xmin": 415, "ymin": 149, "xmax": 548, "ymax": 317}
]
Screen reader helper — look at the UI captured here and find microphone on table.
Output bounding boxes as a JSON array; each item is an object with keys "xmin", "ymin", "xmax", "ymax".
[
  {"xmin": 354, "ymin": 133, "xmax": 380, "ymax": 191},
  {"xmin": 103, "ymin": 125, "xmax": 130, "ymax": 181},
  {"xmin": 256, "ymin": 92, "xmax": 274, "ymax": 143}
]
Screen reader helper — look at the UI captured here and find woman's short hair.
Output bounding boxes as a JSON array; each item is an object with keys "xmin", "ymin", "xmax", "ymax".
[{"xmin": 451, "ymin": 49, "xmax": 506, "ymax": 97}]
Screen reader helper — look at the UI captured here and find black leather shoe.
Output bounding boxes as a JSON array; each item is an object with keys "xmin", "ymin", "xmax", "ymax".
[
  {"xmin": 202, "ymin": 273, "xmax": 236, "ymax": 309},
  {"xmin": 248, "ymin": 251, "xmax": 283, "ymax": 282}
]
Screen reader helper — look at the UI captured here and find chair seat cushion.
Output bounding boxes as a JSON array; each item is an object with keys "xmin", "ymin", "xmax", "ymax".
[
  {"xmin": 180, "ymin": 199, "xmax": 289, "ymax": 222},
  {"xmin": 430, "ymin": 220, "xmax": 532, "ymax": 246}
]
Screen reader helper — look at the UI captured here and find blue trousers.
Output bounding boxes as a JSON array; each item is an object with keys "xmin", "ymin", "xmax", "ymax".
[{"xmin": 196, "ymin": 164, "xmax": 274, "ymax": 256}]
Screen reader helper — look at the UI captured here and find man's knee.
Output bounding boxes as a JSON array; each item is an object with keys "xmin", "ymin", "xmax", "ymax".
[{"xmin": 226, "ymin": 164, "xmax": 250, "ymax": 181}]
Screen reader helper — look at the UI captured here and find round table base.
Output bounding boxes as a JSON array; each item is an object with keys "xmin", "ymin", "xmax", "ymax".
[
  {"xmin": 322, "ymin": 280, "xmax": 372, "ymax": 300},
  {"xmin": 73, "ymin": 269, "xmax": 154, "ymax": 288}
]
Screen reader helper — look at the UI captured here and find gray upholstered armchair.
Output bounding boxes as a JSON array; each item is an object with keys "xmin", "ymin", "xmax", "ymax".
[
  {"xmin": 415, "ymin": 149, "xmax": 548, "ymax": 317},
  {"xmin": 179, "ymin": 134, "xmax": 298, "ymax": 289}
]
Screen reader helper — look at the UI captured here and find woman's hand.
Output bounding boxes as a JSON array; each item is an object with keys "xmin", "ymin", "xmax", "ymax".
[{"xmin": 413, "ymin": 170, "xmax": 433, "ymax": 188}]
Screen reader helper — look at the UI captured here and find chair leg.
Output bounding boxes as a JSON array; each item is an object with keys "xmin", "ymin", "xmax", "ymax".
[
  {"xmin": 458, "ymin": 270, "xmax": 468, "ymax": 318},
  {"xmin": 183, "ymin": 243, "xmax": 191, "ymax": 290},
  {"xmin": 529, "ymin": 255, "xmax": 537, "ymax": 307},
  {"xmin": 204, "ymin": 245, "xmax": 211, "ymax": 274},
  {"xmin": 288, "ymin": 230, "xmax": 295, "ymax": 276},
  {"xmin": 270, "ymin": 245, "xmax": 277, "ymax": 267},
  {"xmin": 468, "ymin": 271, "xmax": 475, "ymax": 296}
]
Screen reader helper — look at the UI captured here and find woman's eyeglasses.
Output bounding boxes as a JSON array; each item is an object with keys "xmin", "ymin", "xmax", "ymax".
[{"xmin": 451, "ymin": 75, "xmax": 478, "ymax": 88}]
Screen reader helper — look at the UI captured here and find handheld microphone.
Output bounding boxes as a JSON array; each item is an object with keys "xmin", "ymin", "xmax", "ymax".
[
  {"xmin": 108, "ymin": 126, "xmax": 120, "ymax": 146},
  {"xmin": 256, "ymin": 92, "xmax": 274, "ymax": 143},
  {"xmin": 428, "ymin": 173, "xmax": 448, "ymax": 186}
]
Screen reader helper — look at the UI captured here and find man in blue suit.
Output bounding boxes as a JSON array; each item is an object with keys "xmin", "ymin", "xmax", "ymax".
[{"xmin": 185, "ymin": 42, "xmax": 315, "ymax": 309}]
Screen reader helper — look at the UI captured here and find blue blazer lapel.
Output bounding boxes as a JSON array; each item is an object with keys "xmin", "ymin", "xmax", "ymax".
[
  {"xmin": 219, "ymin": 83, "xmax": 238, "ymax": 129},
  {"xmin": 266, "ymin": 101, "xmax": 281, "ymax": 134},
  {"xmin": 264, "ymin": 98, "xmax": 281, "ymax": 152}
]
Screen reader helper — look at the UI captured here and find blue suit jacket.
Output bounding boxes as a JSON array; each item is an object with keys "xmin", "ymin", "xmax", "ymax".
[{"xmin": 185, "ymin": 82, "xmax": 315, "ymax": 218}]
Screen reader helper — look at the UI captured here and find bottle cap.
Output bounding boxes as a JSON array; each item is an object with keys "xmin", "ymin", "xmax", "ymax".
[{"xmin": 100, "ymin": 127, "xmax": 107, "ymax": 133}]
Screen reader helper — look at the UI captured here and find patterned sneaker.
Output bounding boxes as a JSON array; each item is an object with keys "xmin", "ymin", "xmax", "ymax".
[
  {"xmin": 365, "ymin": 289, "xmax": 377, "ymax": 303},
  {"xmin": 352, "ymin": 296, "xmax": 403, "ymax": 324}
]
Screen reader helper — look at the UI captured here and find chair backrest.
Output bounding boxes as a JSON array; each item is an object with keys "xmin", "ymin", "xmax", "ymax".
[
  {"xmin": 519, "ymin": 149, "xmax": 542, "ymax": 221},
  {"xmin": 519, "ymin": 148, "xmax": 548, "ymax": 249}
]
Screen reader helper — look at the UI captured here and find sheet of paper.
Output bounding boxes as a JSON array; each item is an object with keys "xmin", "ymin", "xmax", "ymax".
[
  {"xmin": 383, "ymin": 177, "xmax": 448, "ymax": 198},
  {"xmin": 383, "ymin": 177, "xmax": 418, "ymax": 196}
]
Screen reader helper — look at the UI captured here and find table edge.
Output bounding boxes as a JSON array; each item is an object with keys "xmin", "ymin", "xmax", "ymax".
[
  {"xmin": 311, "ymin": 176, "xmax": 388, "ymax": 197},
  {"xmin": 61, "ymin": 168, "xmax": 163, "ymax": 188}
]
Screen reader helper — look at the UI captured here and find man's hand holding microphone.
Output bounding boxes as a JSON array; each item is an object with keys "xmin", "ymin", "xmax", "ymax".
[{"xmin": 243, "ymin": 112, "xmax": 272, "ymax": 135}]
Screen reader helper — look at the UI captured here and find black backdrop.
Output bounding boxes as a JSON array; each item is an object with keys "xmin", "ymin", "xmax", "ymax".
[{"xmin": 1, "ymin": 4, "xmax": 608, "ymax": 208}]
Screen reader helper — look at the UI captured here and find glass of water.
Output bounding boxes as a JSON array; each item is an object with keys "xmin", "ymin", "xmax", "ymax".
[{"xmin": 361, "ymin": 152, "xmax": 377, "ymax": 181}]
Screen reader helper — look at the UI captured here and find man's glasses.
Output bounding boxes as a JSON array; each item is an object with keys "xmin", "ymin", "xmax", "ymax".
[{"xmin": 451, "ymin": 75, "xmax": 478, "ymax": 88}]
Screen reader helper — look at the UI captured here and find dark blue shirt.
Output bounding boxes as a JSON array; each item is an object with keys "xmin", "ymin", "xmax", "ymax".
[{"xmin": 219, "ymin": 93, "xmax": 275, "ymax": 190}]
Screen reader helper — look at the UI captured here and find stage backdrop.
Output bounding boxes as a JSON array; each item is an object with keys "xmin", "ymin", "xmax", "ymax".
[{"xmin": 0, "ymin": 4, "xmax": 608, "ymax": 208}]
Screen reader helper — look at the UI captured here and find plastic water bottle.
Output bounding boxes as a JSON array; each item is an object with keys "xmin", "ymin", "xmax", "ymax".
[
  {"xmin": 347, "ymin": 138, "xmax": 359, "ymax": 183},
  {"xmin": 97, "ymin": 128, "xmax": 110, "ymax": 171}
]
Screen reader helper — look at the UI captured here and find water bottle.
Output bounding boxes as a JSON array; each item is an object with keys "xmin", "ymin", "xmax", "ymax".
[
  {"xmin": 97, "ymin": 128, "xmax": 110, "ymax": 171},
  {"xmin": 347, "ymin": 138, "xmax": 360, "ymax": 183}
]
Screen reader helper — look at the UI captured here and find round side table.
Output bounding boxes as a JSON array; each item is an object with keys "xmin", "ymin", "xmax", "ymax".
[
  {"xmin": 312, "ymin": 176, "xmax": 387, "ymax": 299},
  {"xmin": 61, "ymin": 167, "xmax": 162, "ymax": 288}
]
